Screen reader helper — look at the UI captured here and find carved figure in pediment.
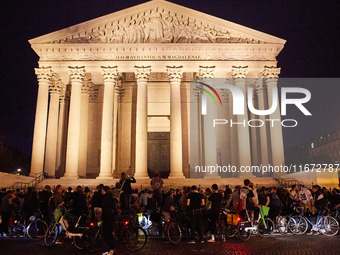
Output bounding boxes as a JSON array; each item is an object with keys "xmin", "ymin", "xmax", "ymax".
[
  {"xmin": 109, "ymin": 26, "xmax": 124, "ymax": 43},
  {"xmin": 176, "ymin": 18, "xmax": 191, "ymax": 43}
]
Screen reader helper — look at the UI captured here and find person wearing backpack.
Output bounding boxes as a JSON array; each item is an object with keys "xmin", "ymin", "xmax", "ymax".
[
  {"xmin": 265, "ymin": 188, "xmax": 282, "ymax": 220},
  {"xmin": 237, "ymin": 179, "xmax": 261, "ymax": 221}
]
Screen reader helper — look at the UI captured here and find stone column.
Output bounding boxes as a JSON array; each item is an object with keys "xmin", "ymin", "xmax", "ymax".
[
  {"xmin": 78, "ymin": 79, "xmax": 92, "ymax": 177},
  {"xmin": 98, "ymin": 66, "xmax": 118, "ymax": 179},
  {"xmin": 56, "ymin": 85, "xmax": 68, "ymax": 173},
  {"xmin": 229, "ymin": 90, "xmax": 239, "ymax": 176},
  {"xmin": 134, "ymin": 66, "xmax": 151, "ymax": 178},
  {"xmin": 255, "ymin": 80, "xmax": 270, "ymax": 167},
  {"xmin": 167, "ymin": 66, "xmax": 185, "ymax": 178},
  {"xmin": 44, "ymin": 80, "xmax": 61, "ymax": 178},
  {"xmin": 112, "ymin": 78, "xmax": 122, "ymax": 177},
  {"xmin": 249, "ymin": 84, "xmax": 260, "ymax": 168},
  {"xmin": 219, "ymin": 91, "xmax": 232, "ymax": 177},
  {"xmin": 231, "ymin": 66, "xmax": 252, "ymax": 177},
  {"xmin": 264, "ymin": 66, "xmax": 285, "ymax": 170},
  {"xmin": 30, "ymin": 67, "xmax": 52, "ymax": 177},
  {"xmin": 199, "ymin": 66, "xmax": 220, "ymax": 178},
  {"xmin": 63, "ymin": 66, "xmax": 85, "ymax": 179}
]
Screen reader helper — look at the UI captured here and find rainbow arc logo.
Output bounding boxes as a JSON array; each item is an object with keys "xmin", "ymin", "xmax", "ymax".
[{"xmin": 196, "ymin": 81, "xmax": 222, "ymax": 106}]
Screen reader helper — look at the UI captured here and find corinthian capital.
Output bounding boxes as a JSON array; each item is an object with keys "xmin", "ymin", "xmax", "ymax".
[
  {"xmin": 69, "ymin": 66, "xmax": 86, "ymax": 83},
  {"xmin": 263, "ymin": 66, "xmax": 280, "ymax": 79},
  {"xmin": 35, "ymin": 67, "xmax": 53, "ymax": 83},
  {"xmin": 166, "ymin": 66, "xmax": 183, "ymax": 83},
  {"xmin": 49, "ymin": 80, "xmax": 62, "ymax": 95},
  {"xmin": 82, "ymin": 78, "xmax": 94, "ymax": 94},
  {"xmin": 198, "ymin": 66, "xmax": 215, "ymax": 79},
  {"xmin": 101, "ymin": 66, "xmax": 119, "ymax": 84},
  {"xmin": 231, "ymin": 66, "xmax": 248, "ymax": 79},
  {"xmin": 134, "ymin": 66, "xmax": 151, "ymax": 82}
]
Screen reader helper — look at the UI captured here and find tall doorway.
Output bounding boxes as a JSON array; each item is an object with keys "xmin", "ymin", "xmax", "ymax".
[{"xmin": 147, "ymin": 132, "xmax": 170, "ymax": 178}]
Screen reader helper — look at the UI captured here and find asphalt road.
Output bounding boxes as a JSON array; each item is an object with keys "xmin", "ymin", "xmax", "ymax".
[{"xmin": 1, "ymin": 234, "xmax": 340, "ymax": 255}]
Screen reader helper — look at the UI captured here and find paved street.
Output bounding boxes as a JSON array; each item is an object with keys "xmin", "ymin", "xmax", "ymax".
[{"xmin": 1, "ymin": 234, "xmax": 340, "ymax": 255}]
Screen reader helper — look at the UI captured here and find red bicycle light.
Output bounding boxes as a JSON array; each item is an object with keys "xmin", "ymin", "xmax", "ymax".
[
  {"xmin": 166, "ymin": 219, "xmax": 171, "ymax": 222},
  {"xmin": 237, "ymin": 217, "xmax": 241, "ymax": 222},
  {"xmin": 90, "ymin": 222, "xmax": 94, "ymax": 227},
  {"xmin": 124, "ymin": 220, "xmax": 129, "ymax": 225}
]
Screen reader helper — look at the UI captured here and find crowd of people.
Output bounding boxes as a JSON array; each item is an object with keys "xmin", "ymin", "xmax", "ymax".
[{"xmin": 1, "ymin": 173, "xmax": 340, "ymax": 255}]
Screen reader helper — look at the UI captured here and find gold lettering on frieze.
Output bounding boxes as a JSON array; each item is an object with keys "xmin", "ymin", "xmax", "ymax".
[{"xmin": 115, "ymin": 55, "xmax": 201, "ymax": 60}]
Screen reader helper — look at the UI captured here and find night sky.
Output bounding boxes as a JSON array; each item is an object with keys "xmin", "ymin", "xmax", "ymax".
[{"xmin": 0, "ymin": 0, "xmax": 339, "ymax": 156}]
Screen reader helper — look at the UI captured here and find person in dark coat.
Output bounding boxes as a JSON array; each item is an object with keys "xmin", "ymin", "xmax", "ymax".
[
  {"xmin": 119, "ymin": 172, "xmax": 136, "ymax": 211},
  {"xmin": 101, "ymin": 186, "xmax": 118, "ymax": 255}
]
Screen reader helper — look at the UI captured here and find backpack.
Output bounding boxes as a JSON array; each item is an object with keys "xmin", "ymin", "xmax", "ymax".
[
  {"xmin": 270, "ymin": 193, "xmax": 282, "ymax": 208},
  {"xmin": 48, "ymin": 195, "xmax": 56, "ymax": 211},
  {"xmin": 235, "ymin": 188, "xmax": 249, "ymax": 213}
]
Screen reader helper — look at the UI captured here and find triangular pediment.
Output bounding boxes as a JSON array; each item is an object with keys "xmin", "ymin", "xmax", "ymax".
[{"xmin": 29, "ymin": 0, "xmax": 285, "ymax": 45}]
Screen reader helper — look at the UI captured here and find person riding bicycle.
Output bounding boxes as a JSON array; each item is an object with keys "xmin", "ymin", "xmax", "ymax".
[
  {"xmin": 237, "ymin": 179, "xmax": 261, "ymax": 223},
  {"xmin": 207, "ymin": 184, "xmax": 223, "ymax": 243}
]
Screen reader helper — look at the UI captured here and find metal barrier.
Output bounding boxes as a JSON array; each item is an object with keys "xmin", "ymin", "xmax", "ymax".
[{"xmin": 7, "ymin": 173, "xmax": 45, "ymax": 190}]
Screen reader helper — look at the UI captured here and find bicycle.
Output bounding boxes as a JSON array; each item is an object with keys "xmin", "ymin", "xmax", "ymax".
[
  {"xmin": 44, "ymin": 208, "xmax": 89, "ymax": 249},
  {"xmin": 219, "ymin": 208, "xmax": 240, "ymax": 239},
  {"xmin": 287, "ymin": 207, "xmax": 339, "ymax": 236},
  {"xmin": 237, "ymin": 206, "xmax": 274, "ymax": 241},
  {"xmin": 166, "ymin": 210, "xmax": 191, "ymax": 244},
  {"xmin": 27, "ymin": 210, "xmax": 48, "ymax": 240},
  {"xmin": 83, "ymin": 216, "xmax": 147, "ymax": 253}
]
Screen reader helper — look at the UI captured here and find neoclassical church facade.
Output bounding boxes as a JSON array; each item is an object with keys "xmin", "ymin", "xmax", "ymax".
[{"xmin": 29, "ymin": 0, "xmax": 286, "ymax": 179}]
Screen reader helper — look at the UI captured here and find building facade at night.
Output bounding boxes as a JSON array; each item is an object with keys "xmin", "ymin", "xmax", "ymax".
[{"xmin": 29, "ymin": 0, "xmax": 286, "ymax": 180}]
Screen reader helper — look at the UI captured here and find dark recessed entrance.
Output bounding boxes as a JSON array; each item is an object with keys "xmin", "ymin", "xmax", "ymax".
[{"xmin": 147, "ymin": 132, "xmax": 170, "ymax": 178}]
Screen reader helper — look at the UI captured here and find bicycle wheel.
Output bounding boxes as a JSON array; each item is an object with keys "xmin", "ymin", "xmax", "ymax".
[
  {"xmin": 27, "ymin": 219, "xmax": 48, "ymax": 240},
  {"xmin": 237, "ymin": 221, "xmax": 251, "ymax": 241},
  {"xmin": 225, "ymin": 224, "xmax": 238, "ymax": 238},
  {"xmin": 11, "ymin": 222, "xmax": 26, "ymax": 237},
  {"xmin": 44, "ymin": 222, "xmax": 59, "ymax": 247},
  {"xmin": 288, "ymin": 216, "xmax": 308, "ymax": 235},
  {"xmin": 257, "ymin": 218, "xmax": 274, "ymax": 238},
  {"xmin": 84, "ymin": 227, "xmax": 106, "ymax": 253},
  {"xmin": 321, "ymin": 216, "xmax": 339, "ymax": 236},
  {"xmin": 121, "ymin": 226, "xmax": 147, "ymax": 252},
  {"xmin": 147, "ymin": 223, "xmax": 160, "ymax": 237},
  {"xmin": 166, "ymin": 222, "xmax": 182, "ymax": 244}
]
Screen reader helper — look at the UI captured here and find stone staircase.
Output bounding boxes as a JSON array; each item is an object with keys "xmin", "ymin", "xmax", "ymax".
[
  {"xmin": 0, "ymin": 172, "xmax": 44, "ymax": 189},
  {"xmin": 38, "ymin": 177, "xmax": 280, "ymax": 190}
]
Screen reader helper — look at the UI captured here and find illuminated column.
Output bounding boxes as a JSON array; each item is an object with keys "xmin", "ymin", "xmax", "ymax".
[
  {"xmin": 112, "ymin": 78, "xmax": 122, "ymax": 177},
  {"xmin": 199, "ymin": 66, "xmax": 220, "ymax": 178},
  {"xmin": 229, "ymin": 90, "xmax": 239, "ymax": 176},
  {"xmin": 167, "ymin": 66, "xmax": 185, "ymax": 178},
  {"xmin": 56, "ymin": 85, "xmax": 68, "ymax": 172},
  {"xmin": 255, "ymin": 79, "xmax": 270, "ymax": 167},
  {"xmin": 232, "ymin": 66, "xmax": 252, "ymax": 176},
  {"xmin": 98, "ymin": 66, "xmax": 118, "ymax": 179},
  {"xmin": 264, "ymin": 66, "xmax": 285, "ymax": 170},
  {"xmin": 249, "ymin": 84, "xmax": 260, "ymax": 168},
  {"xmin": 134, "ymin": 66, "xmax": 151, "ymax": 178},
  {"xmin": 219, "ymin": 91, "xmax": 232, "ymax": 177},
  {"xmin": 63, "ymin": 66, "xmax": 85, "ymax": 179},
  {"xmin": 78, "ymin": 79, "xmax": 92, "ymax": 177},
  {"xmin": 30, "ymin": 67, "xmax": 52, "ymax": 177},
  {"xmin": 44, "ymin": 80, "xmax": 61, "ymax": 178}
]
